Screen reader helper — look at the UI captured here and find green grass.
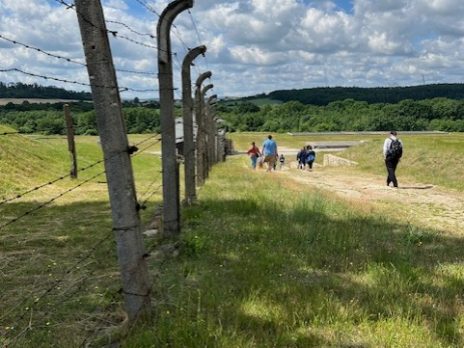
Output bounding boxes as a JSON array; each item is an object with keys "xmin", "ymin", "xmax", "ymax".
[
  {"xmin": 0, "ymin": 131, "xmax": 162, "ymax": 347},
  {"xmin": 2, "ymin": 129, "xmax": 464, "ymax": 347},
  {"xmin": 123, "ymin": 157, "xmax": 464, "ymax": 347}
]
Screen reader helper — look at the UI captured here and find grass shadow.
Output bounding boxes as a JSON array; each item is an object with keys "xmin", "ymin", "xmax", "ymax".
[{"xmin": 136, "ymin": 195, "xmax": 464, "ymax": 347}]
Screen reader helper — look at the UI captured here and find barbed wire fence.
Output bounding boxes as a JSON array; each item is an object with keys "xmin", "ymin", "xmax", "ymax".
[{"xmin": 0, "ymin": 0, "xmax": 225, "ymax": 346}]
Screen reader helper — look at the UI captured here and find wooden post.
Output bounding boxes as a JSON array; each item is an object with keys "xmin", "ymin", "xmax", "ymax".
[
  {"xmin": 194, "ymin": 71, "xmax": 211, "ymax": 185},
  {"xmin": 63, "ymin": 104, "xmax": 78, "ymax": 178},
  {"xmin": 158, "ymin": 0, "xmax": 194, "ymax": 237},
  {"xmin": 75, "ymin": 0, "xmax": 151, "ymax": 321},
  {"xmin": 182, "ymin": 45, "xmax": 206, "ymax": 205}
]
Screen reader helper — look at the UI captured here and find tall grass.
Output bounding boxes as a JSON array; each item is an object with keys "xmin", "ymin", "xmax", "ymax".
[
  {"xmin": 2, "ymin": 131, "xmax": 463, "ymax": 347},
  {"xmin": 0, "ymin": 132, "xmax": 162, "ymax": 347},
  {"xmin": 343, "ymin": 134, "xmax": 464, "ymax": 191},
  {"xmin": 124, "ymin": 156, "xmax": 464, "ymax": 347}
]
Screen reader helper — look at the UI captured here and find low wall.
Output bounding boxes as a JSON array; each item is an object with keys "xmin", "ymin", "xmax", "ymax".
[{"xmin": 323, "ymin": 154, "xmax": 358, "ymax": 167}]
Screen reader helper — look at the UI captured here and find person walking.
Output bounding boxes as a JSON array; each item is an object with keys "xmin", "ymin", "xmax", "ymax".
[
  {"xmin": 279, "ymin": 154, "xmax": 285, "ymax": 169},
  {"xmin": 383, "ymin": 131, "xmax": 403, "ymax": 188},
  {"xmin": 247, "ymin": 141, "xmax": 261, "ymax": 169},
  {"xmin": 262, "ymin": 135, "xmax": 278, "ymax": 172},
  {"xmin": 296, "ymin": 147, "xmax": 306, "ymax": 169},
  {"xmin": 305, "ymin": 145, "xmax": 316, "ymax": 170}
]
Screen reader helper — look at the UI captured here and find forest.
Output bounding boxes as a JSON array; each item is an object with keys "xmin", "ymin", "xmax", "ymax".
[
  {"xmin": 262, "ymin": 83, "xmax": 464, "ymax": 105},
  {"xmin": 1, "ymin": 83, "xmax": 464, "ymax": 134},
  {"xmin": 1, "ymin": 97, "xmax": 463, "ymax": 135},
  {"xmin": 219, "ymin": 98, "xmax": 464, "ymax": 132},
  {"xmin": 0, "ymin": 82, "xmax": 92, "ymax": 100},
  {"xmin": 0, "ymin": 101, "xmax": 161, "ymax": 135}
]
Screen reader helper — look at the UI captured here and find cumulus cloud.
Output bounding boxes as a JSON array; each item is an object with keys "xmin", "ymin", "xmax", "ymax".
[{"xmin": 1, "ymin": 0, "xmax": 464, "ymax": 97}]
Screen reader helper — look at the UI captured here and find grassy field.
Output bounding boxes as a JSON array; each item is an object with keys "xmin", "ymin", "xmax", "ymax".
[
  {"xmin": 1, "ymin": 128, "xmax": 464, "ymax": 347},
  {"xmin": 229, "ymin": 132, "xmax": 464, "ymax": 191},
  {"xmin": 125, "ymin": 156, "xmax": 464, "ymax": 347},
  {"xmin": 0, "ymin": 127, "xmax": 162, "ymax": 347}
]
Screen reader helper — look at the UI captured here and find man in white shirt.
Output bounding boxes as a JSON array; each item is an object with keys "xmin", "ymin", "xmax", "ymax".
[{"xmin": 383, "ymin": 131, "xmax": 403, "ymax": 188}]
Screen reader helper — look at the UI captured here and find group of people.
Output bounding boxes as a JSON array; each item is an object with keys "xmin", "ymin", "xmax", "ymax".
[
  {"xmin": 247, "ymin": 131, "xmax": 404, "ymax": 188},
  {"xmin": 247, "ymin": 135, "xmax": 285, "ymax": 172},
  {"xmin": 296, "ymin": 145, "xmax": 316, "ymax": 170},
  {"xmin": 247, "ymin": 135, "xmax": 312, "ymax": 172}
]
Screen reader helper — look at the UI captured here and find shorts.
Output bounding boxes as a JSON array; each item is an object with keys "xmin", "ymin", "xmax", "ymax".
[{"xmin": 264, "ymin": 155, "xmax": 276, "ymax": 164}]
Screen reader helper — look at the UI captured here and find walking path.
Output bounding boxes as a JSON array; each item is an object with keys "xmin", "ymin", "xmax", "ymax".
[{"xmin": 280, "ymin": 165, "xmax": 464, "ymax": 234}]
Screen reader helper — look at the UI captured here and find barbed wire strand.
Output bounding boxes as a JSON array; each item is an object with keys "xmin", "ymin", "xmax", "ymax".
[
  {"xmin": 4, "ymin": 231, "xmax": 114, "ymax": 345},
  {"xmin": 0, "ymin": 34, "xmax": 86, "ymax": 66},
  {"xmin": 131, "ymin": 0, "xmax": 190, "ymax": 53},
  {"xmin": 139, "ymin": 184, "xmax": 163, "ymax": 208},
  {"xmin": 116, "ymin": 68, "xmax": 157, "ymax": 76},
  {"xmin": 1, "ymin": 134, "xmax": 161, "ymax": 336},
  {"xmin": 0, "ymin": 171, "xmax": 105, "ymax": 231},
  {"xmin": 187, "ymin": 10, "xmax": 213, "ymax": 84},
  {"xmin": 0, "ymin": 33, "xmax": 159, "ymax": 76},
  {"xmin": 0, "ymin": 135, "xmax": 160, "ymax": 207},
  {"xmin": 105, "ymin": 20, "xmax": 155, "ymax": 39},
  {"xmin": 52, "ymin": 0, "xmax": 176, "ymax": 54},
  {"xmin": 188, "ymin": 10, "xmax": 202, "ymax": 50},
  {"xmin": 0, "ymin": 68, "xmax": 163, "ymax": 93},
  {"xmin": 131, "ymin": 138, "xmax": 162, "ymax": 158}
]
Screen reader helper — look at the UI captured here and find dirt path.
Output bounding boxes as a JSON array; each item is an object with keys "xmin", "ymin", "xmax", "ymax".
[{"xmin": 279, "ymin": 164, "xmax": 464, "ymax": 234}]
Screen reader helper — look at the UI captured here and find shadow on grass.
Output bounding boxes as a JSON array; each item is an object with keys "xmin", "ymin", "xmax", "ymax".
[
  {"xmin": 139, "ymin": 197, "xmax": 464, "ymax": 347},
  {"xmin": 0, "ymin": 200, "xmax": 126, "ymax": 348},
  {"xmin": 398, "ymin": 185, "xmax": 435, "ymax": 190}
]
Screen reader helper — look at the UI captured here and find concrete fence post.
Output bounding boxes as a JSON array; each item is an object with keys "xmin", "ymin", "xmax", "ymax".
[
  {"xmin": 157, "ymin": 0, "xmax": 194, "ymax": 237},
  {"xmin": 63, "ymin": 104, "xmax": 78, "ymax": 178},
  {"xmin": 75, "ymin": 0, "xmax": 151, "ymax": 321},
  {"xmin": 194, "ymin": 71, "xmax": 211, "ymax": 185},
  {"xmin": 206, "ymin": 95, "xmax": 217, "ymax": 167},
  {"xmin": 182, "ymin": 45, "xmax": 206, "ymax": 205},
  {"xmin": 201, "ymin": 84, "xmax": 213, "ymax": 177}
]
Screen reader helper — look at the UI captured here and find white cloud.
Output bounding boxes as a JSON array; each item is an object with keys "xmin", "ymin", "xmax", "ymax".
[{"xmin": 1, "ymin": 0, "xmax": 464, "ymax": 97}]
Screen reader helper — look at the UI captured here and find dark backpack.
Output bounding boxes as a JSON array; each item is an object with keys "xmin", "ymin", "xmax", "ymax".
[
  {"xmin": 306, "ymin": 152, "xmax": 315, "ymax": 162},
  {"xmin": 389, "ymin": 139, "xmax": 403, "ymax": 159}
]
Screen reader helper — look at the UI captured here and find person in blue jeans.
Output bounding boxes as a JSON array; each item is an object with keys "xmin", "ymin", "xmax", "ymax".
[
  {"xmin": 247, "ymin": 142, "xmax": 261, "ymax": 169},
  {"xmin": 261, "ymin": 135, "xmax": 278, "ymax": 172}
]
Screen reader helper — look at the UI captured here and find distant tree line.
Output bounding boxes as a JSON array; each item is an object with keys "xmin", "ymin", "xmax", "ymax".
[
  {"xmin": 0, "ymin": 82, "xmax": 92, "ymax": 100},
  {"xmin": 219, "ymin": 98, "xmax": 464, "ymax": 132},
  {"xmin": 262, "ymin": 84, "xmax": 464, "ymax": 106},
  {"xmin": 0, "ymin": 101, "xmax": 161, "ymax": 135},
  {"xmin": 2, "ymin": 96, "xmax": 463, "ymax": 135}
]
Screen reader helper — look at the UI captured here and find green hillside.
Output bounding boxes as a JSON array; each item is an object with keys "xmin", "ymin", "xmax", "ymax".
[{"xmin": 1, "ymin": 132, "xmax": 464, "ymax": 347}]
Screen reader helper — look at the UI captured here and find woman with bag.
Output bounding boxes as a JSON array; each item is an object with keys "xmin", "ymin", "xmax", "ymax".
[{"xmin": 247, "ymin": 142, "xmax": 261, "ymax": 169}]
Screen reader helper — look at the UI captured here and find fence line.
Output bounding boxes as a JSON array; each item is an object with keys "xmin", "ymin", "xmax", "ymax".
[
  {"xmin": 0, "ymin": 170, "xmax": 105, "ymax": 231},
  {"xmin": 0, "ymin": 134, "xmax": 160, "ymax": 207},
  {"xmin": 0, "ymin": 68, "xmax": 161, "ymax": 93},
  {"xmin": 1, "ymin": 0, "xmax": 227, "ymax": 344}
]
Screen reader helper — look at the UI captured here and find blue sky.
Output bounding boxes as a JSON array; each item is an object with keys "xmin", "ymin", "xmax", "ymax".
[{"xmin": 1, "ymin": 0, "xmax": 464, "ymax": 98}]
